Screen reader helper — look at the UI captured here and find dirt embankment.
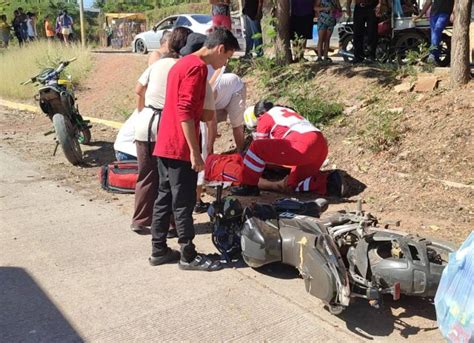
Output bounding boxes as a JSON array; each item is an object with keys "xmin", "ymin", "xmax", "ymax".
[{"xmin": 1, "ymin": 52, "xmax": 472, "ymax": 245}]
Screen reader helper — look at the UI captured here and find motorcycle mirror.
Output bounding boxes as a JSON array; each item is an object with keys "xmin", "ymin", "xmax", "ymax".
[
  {"xmin": 68, "ymin": 57, "xmax": 77, "ymax": 63},
  {"xmin": 21, "ymin": 79, "xmax": 32, "ymax": 85}
]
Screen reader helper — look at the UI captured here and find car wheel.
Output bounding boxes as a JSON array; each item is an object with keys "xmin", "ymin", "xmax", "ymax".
[{"xmin": 135, "ymin": 39, "xmax": 148, "ymax": 54}]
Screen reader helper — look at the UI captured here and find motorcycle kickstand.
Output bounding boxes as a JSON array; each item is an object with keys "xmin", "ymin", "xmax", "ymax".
[{"xmin": 53, "ymin": 141, "xmax": 60, "ymax": 156}]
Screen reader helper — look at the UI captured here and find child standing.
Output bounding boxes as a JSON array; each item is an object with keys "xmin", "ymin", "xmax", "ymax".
[{"xmin": 0, "ymin": 15, "xmax": 10, "ymax": 48}]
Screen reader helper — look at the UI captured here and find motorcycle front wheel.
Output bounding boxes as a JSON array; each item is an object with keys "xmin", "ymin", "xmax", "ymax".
[{"xmin": 53, "ymin": 113, "xmax": 83, "ymax": 166}]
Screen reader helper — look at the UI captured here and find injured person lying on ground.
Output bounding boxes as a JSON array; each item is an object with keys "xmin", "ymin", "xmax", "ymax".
[{"xmin": 208, "ymin": 100, "xmax": 346, "ymax": 197}]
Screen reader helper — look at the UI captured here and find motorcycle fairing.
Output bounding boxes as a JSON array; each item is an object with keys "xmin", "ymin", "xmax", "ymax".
[{"xmin": 241, "ymin": 211, "xmax": 351, "ymax": 307}]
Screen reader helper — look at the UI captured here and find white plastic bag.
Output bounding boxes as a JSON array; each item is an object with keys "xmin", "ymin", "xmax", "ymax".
[{"xmin": 435, "ymin": 231, "xmax": 474, "ymax": 342}]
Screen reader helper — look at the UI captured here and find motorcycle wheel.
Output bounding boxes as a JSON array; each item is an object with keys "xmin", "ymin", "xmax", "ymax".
[
  {"xmin": 78, "ymin": 126, "xmax": 91, "ymax": 145},
  {"xmin": 52, "ymin": 113, "xmax": 83, "ymax": 166},
  {"xmin": 340, "ymin": 35, "xmax": 354, "ymax": 62},
  {"xmin": 394, "ymin": 31, "xmax": 428, "ymax": 65}
]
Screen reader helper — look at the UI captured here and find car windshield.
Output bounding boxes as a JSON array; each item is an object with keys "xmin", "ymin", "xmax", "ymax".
[{"xmin": 191, "ymin": 14, "xmax": 212, "ymax": 24}]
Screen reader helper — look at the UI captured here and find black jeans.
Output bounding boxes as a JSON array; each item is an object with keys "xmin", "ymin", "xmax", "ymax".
[
  {"xmin": 151, "ymin": 157, "xmax": 198, "ymax": 262},
  {"xmin": 353, "ymin": 5, "xmax": 378, "ymax": 60}
]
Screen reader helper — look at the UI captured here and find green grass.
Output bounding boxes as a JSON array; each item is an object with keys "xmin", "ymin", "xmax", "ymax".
[{"xmin": 0, "ymin": 41, "xmax": 93, "ymax": 100}]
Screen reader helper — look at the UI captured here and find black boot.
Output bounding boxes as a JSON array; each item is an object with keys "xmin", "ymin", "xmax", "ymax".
[
  {"xmin": 230, "ymin": 185, "xmax": 260, "ymax": 196},
  {"xmin": 326, "ymin": 171, "xmax": 346, "ymax": 197}
]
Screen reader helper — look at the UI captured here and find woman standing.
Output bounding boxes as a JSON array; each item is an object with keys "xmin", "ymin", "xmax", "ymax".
[
  {"xmin": 315, "ymin": 0, "xmax": 341, "ymax": 62},
  {"xmin": 26, "ymin": 12, "xmax": 37, "ymax": 41},
  {"xmin": 209, "ymin": 0, "xmax": 232, "ymax": 30}
]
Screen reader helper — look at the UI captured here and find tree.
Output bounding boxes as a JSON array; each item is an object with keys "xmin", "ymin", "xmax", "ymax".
[
  {"xmin": 273, "ymin": 0, "xmax": 292, "ymax": 65},
  {"xmin": 450, "ymin": 0, "xmax": 472, "ymax": 86}
]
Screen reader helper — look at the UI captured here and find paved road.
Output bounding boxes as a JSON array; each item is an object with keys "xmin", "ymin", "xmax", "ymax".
[{"xmin": 0, "ymin": 146, "xmax": 443, "ymax": 342}]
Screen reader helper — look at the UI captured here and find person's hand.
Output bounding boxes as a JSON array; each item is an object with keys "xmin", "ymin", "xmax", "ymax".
[
  {"xmin": 191, "ymin": 151, "xmax": 205, "ymax": 172},
  {"xmin": 412, "ymin": 14, "xmax": 420, "ymax": 20},
  {"xmin": 375, "ymin": 3, "xmax": 382, "ymax": 17},
  {"xmin": 450, "ymin": 13, "xmax": 454, "ymax": 23}
]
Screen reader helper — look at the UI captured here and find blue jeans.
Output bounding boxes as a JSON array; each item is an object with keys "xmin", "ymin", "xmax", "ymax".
[
  {"xmin": 430, "ymin": 12, "xmax": 449, "ymax": 59},
  {"xmin": 243, "ymin": 15, "xmax": 263, "ymax": 56},
  {"xmin": 115, "ymin": 151, "xmax": 137, "ymax": 161}
]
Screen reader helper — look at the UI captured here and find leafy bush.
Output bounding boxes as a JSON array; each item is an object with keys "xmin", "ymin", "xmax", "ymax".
[{"xmin": 0, "ymin": 40, "xmax": 92, "ymax": 100}]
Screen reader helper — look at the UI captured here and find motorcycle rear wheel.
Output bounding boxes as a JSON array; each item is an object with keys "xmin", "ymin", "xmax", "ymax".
[{"xmin": 53, "ymin": 113, "xmax": 83, "ymax": 166}]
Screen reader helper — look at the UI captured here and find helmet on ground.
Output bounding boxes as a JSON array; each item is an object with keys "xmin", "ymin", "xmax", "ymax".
[{"xmin": 244, "ymin": 106, "xmax": 257, "ymax": 130}]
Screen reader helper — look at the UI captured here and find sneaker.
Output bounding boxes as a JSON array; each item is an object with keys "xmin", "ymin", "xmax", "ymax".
[
  {"xmin": 326, "ymin": 170, "xmax": 346, "ymax": 197},
  {"xmin": 179, "ymin": 254, "xmax": 223, "ymax": 271},
  {"xmin": 194, "ymin": 201, "xmax": 210, "ymax": 214},
  {"xmin": 324, "ymin": 57, "xmax": 333, "ymax": 63},
  {"xmin": 167, "ymin": 228, "xmax": 178, "ymax": 239},
  {"xmin": 149, "ymin": 248, "xmax": 180, "ymax": 266},
  {"xmin": 130, "ymin": 224, "xmax": 150, "ymax": 234},
  {"xmin": 230, "ymin": 185, "xmax": 260, "ymax": 196},
  {"xmin": 316, "ymin": 57, "xmax": 324, "ymax": 62}
]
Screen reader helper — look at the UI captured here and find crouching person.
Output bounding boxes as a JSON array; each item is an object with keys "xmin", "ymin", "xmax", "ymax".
[
  {"xmin": 231, "ymin": 100, "xmax": 344, "ymax": 196},
  {"xmin": 149, "ymin": 28, "xmax": 240, "ymax": 271}
]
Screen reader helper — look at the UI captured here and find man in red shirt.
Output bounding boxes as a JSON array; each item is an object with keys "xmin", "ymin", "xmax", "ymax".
[{"xmin": 149, "ymin": 28, "xmax": 240, "ymax": 271}]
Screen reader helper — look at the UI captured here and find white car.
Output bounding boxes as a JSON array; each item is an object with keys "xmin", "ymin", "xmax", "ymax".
[{"xmin": 132, "ymin": 13, "xmax": 246, "ymax": 54}]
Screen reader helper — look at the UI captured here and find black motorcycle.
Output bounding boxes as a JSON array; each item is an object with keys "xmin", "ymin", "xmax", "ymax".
[
  {"xmin": 22, "ymin": 58, "xmax": 91, "ymax": 165},
  {"xmin": 208, "ymin": 183, "xmax": 456, "ymax": 314}
]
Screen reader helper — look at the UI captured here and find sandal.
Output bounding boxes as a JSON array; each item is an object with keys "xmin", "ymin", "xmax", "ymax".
[{"xmin": 179, "ymin": 254, "xmax": 223, "ymax": 272}]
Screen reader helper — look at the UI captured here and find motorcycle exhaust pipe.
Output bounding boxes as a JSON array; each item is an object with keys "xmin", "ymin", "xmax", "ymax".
[{"xmin": 338, "ymin": 50, "xmax": 355, "ymax": 59}]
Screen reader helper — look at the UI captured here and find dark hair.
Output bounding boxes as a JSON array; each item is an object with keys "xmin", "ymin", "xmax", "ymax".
[
  {"xmin": 204, "ymin": 27, "xmax": 240, "ymax": 52},
  {"xmin": 254, "ymin": 100, "xmax": 274, "ymax": 116},
  {"xmin": 160, "ymin": 30, "xmax": 172, "ymax": 46},
  {"xmin": 63, "ymin": 10, "xmax": 68, "ymax": 15},
  {"xmin": 166, "ymin": 26, "xmax": 193, "ymax": 58}
]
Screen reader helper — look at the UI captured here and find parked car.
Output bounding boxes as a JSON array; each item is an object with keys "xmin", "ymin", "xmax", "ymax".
[
  {"xmin": 132, "ymin": 13, "xmax": 246, "ymax": 54},
  {"xmin": 132, "ymin": 14, "xmax": 212, "ymax": 54}
]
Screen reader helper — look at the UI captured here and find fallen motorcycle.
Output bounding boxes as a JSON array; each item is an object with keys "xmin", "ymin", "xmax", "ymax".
[
  {"xmin": 22, "ymin": 58, "xmax": 91, "ymax": 165},
  {"xmin": 208, "ymin": 184, "xmax": 456, "ymax": 314}
]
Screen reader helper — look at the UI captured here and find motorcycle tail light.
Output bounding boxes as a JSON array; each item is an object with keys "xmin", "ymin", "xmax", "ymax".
[{"xmin": 393, "ymin": 282, "xmax": 401, "ymax": 301}]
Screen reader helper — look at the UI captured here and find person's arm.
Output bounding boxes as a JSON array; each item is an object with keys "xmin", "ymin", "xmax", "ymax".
[
  {"xmin": 415, "ymin": 0, "xmax": 432, "ymax": 18},
  {"xmin": 256, "ymin": 0, "xmax": 264, "ymax": 20},
  {"xmin": 176, "ymin": 66, "xmax": 208, "ymax": 171},
  {"xmin": 181, "ymin": 120, "xmax": 205, "ymax": 172},
  {"xmin": 208, "ymin": 67, "xmax": 222, "ymax": 90},
  {"xmin": 206, "ymin": 116, "xmax": 217, "ymax": 155},
  {"xmin": 346, "ymin": 0, "xmax": 353, "ymax": 18},
  {"xmin": 135, "ymin": 82, "xmax": 147, "ymax": 111}
]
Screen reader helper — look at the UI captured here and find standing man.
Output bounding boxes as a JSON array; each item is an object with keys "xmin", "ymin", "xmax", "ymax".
[
  {"xmin": 414, "ymin": 0, "xmax": 453, "ymax": 64},
  {"xmin": 346, "ymin": 0, "xmax": 383, "ymax": 63},
  {"xmin": 242, "ymin": 0, "xmax": 264, "ymax": 57},
  {"xmin": 149, "ymin": 28, "xmax": 240, "ymax": 271}
]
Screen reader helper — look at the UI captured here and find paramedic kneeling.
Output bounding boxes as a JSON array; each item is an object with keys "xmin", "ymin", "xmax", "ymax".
[{"xmin": 231, "ymin": 100, "xmax": 343, "ymax": 196}]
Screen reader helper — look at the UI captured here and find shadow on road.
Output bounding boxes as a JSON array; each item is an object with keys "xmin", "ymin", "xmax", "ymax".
[
  {"xmin": 339, "ymin": 296, "xmax": 438, "ymax": 340},
  {"xmin": 0, "ymin": 267, "xmax": 83, "ymax": 342},
  {"xmin": 82, "ymin": 140, "xmax": 115, "ymax": 167}
]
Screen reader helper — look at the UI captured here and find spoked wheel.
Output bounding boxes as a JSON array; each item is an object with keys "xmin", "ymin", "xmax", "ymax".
[
  {"xmin": 135, "ymin": 39, "xmax": 148, "ymax": 54},
  {"xmin": 340, "ymin": 35, "xmax": 355, "ymax": 62},
  {"xmin": 394, "ymin": 31, "xmax": 428, "ymax": 65},
  {"xmin": 52, "ymin": 113, "xmax": 83, "ymax": 165},
  {"xmin": 375, "ymin": 37, "xmax": 393, "ymax": 63}
]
